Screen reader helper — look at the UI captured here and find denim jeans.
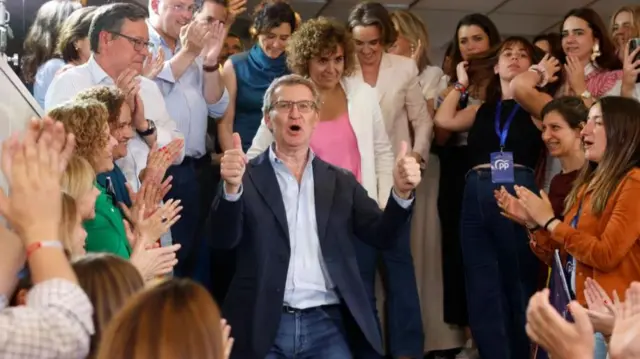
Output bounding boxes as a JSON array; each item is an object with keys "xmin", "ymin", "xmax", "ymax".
[
  {"xmin": 594, "ymin": 333, "xmax": 608, "ymax": 359},
  {"xmin": 351, "ymin": 221, "xmax": 424, "ymax": 358},
  {"xmin": 461, "ymin": 167, "xmax": 540, "ymax": 359},
  {"xmin": 265, "ymin": 305, "xmax": 351, "ymax": 359}
]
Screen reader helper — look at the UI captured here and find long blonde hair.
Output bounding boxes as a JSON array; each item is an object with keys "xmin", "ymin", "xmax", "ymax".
[
  {"xmin": 390, "ymin": 10, "xmax": 431, "ymax": 69},
  {"xmin": 61, "ymin": 155, "xmax": 95, "ymax": 200},
  {"xmin": 610, "ymin": 6, "xmax": 640, "ymax": 40},
  {"xmin": 60, "ymin": 192, "xmax": 80, "ymax": 256}
]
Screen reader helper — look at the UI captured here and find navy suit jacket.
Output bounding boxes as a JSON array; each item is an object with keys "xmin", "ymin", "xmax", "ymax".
[{"xmin": 206, "ymin": 151, "xmax": 413, "ymax": 359}]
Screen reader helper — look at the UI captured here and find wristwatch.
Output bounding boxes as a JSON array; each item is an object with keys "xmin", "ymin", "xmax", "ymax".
[{"xmin": 137, "ymin": 119, "xmax": 156, "ymax": 137}]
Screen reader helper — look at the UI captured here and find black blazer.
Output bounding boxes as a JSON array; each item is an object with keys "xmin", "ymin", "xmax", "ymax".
[{"xmin": 206, "ymin": 151, "xmax": 413, "ymax": 359}]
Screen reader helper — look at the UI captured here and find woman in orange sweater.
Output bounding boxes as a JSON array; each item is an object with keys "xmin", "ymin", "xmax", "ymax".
[{"xmin": 509, "ymin": 96, "xmax": 640, "ymax": 306}]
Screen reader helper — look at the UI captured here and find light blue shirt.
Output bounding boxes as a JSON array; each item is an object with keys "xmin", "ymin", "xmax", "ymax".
[
  {"xmin": 35, "ymin": 58, "xmax": 65, "ymax": 109},
  {"xmin": 225, "ymin": 145, "xmax": 414, "ymax": 309},
  {"xmin": 149, "ymin": 24, "xmax": 229, "ymax": 158}
]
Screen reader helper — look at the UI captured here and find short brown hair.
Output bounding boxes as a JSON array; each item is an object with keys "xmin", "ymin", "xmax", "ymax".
[
  {"xmin": 47, "ymin": 99, "xmax": 109, "ymax": 168},
  {"xmin": 56, "ymin": 6, "xmax": 97, "ymax": 63},
  {"xmin": 347, "ymin": 1, "xmax": 397, "ymax": 47},
  {"xmin": 73, "ymin": 254, "xmax": 144, "ymax": 359},
  {"xmin": 97, "ymin": 279, "xmax": 224, "ymax": 359},
  {"xmin": 75, "ymin": 86, "xmax": 126, "ymax": 126},
  {"xmin": 286, "ymin": 17, "xmax": 356, "ymax": 77}
]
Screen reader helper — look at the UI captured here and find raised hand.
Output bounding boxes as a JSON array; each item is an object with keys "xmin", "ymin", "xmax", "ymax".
[
  {"xmin": 514, "ymin": 185, "xmax": 555, "ymax": 228},
  {"xmin": 226, "ymin": 0, "xmax": 247, "ymax": 27},
  {"xmin": 202, "ymin": 20, "xmax": 226, "ymax": 63},
  {"xmin": 526, "ymin": 289, "xmax": 595, "ymax": 359},
  {"xmin": 0, "ymin": 123, "xmax": 64, "ymax": 243},
  {"xmin": 495, "ymin": 185, "xmax": 535, "ymax": 226},
  {"xmin": 181, "ymin": 21, "xmax": 210, "ymax": 56},
  {"xmin": 392, "ymin": 141, "xmax": 421, "ymax": 199},
  {"xmin": 220, "ymin": 133, "xmax": 247, "ymax": 194},
  {"xmin": 609, "ymin": 282, "xmax": 640, "ymax": 359},
  {"xmin": 143, "ymin": 48, "xmax": 165, "ymax": 80},
  {"xmin": 584, "ymin": 277, "xmax": 616, "ymax": 336},
  {"xmin": 129, "ymin": 236, "xmax": 181, "ymax": 281},
  {"xmin": 135, "ymin": 200, "xmax": 183, "ymax": 247},
  {"xmin": 622, "ymin": 40, "xmax": 640, "ymax": 90},
  {"xmin": 115, "ymin": 68, "xmax": 141, "ymax": 111},
  {"xmin": 221, "ymin": 319, "xmax": 235, "ymax": 359},
  {"xmin": 456, "ymin": 61, "xmax": 470, "ymax": 87},
  {"xmin": 140, "ymin": 138, "xmax": 183, "ymax": 184}
]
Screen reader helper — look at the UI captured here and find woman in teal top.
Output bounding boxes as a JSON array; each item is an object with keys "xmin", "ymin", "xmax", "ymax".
[{"xmin": 219, "ymin": 1, "xmax": 297, "ymax": 152}]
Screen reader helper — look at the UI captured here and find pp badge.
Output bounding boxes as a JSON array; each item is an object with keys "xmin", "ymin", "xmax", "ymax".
[{"xmin": 490, "ymin": 152, "xmax": 514, "ymax": 183}]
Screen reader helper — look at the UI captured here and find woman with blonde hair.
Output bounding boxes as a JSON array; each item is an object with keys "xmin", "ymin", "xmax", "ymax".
[
  {"xmin": 50, "ymin": 101, "xmax": 181, "ymax": 280},
  {"xmin": 97, "ymin": 278, "xmax": 233, "ymax": 359},
  {"xmin": 611, "ymin": 5, "xmax": 640, "ymax": 61},
  {"xmin": 388, "ymin": 9, "xmax": 465, "ymax": 357},
  {"xmin": 72, "ymin": 253, "xmax": 145, "ymax": 359}
]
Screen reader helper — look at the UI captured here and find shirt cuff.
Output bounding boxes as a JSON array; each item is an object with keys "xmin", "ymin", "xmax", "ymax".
[
  {"xmin": 223, "ymin": 184, "xmax": 243, "ymax": 202},
  {"xmin": 0, "ymin": 294, "xmax": 7, "ymax": 310},
  {"xmin": 156, "ymin": 62, "xmax": 176, "ymax": 83},
  {"xmin": 207, "ymin": 88, "xmax": 230, "ymax": 118},
  {"xmin": 391, "ymin": 189, "xmax": 414, "ymax": 209}
]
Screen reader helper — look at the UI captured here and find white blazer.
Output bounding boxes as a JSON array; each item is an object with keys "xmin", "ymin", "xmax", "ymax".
[
  {"xmin": 247, "ymin": 76, "xmax": 395, "ymax": 207},
  {"xmin": 354, "ymin": 53, "xmax": 433, "ymax": 159}
]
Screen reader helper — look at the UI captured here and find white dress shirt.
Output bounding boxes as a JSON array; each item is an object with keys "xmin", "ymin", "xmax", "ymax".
[{"xmin": 44, "ymin": 56, "xmax": 185, "ymax": 191}]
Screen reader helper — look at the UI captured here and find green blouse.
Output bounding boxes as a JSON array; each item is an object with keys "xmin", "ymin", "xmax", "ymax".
[{"xmin": 83, "ymin": 183, "xmax": 132, "ymax": 259}]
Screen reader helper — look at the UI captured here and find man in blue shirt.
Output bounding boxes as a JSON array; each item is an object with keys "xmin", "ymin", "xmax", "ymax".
[
  {"xmin": 207, "ymin": 74, "xmax": 422, "ymax": 359},
  {"xmin": 147, "ymin": 0, "xmax": 229, "ymax": 279}
]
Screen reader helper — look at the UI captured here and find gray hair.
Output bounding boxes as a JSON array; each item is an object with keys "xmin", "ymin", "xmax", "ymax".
[
  {"xmin": 89, "ymin": 2, "xmax": 149, "ymax": 54},
  {"xmin": 262, "ymin": 74, "xmax": 321, "ymax": 115}
]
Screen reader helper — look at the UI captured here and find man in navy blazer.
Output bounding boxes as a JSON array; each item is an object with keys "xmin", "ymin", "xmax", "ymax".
[{"xmin": 207, "ymin": 74, "xmax": 422, "ymax": 359}]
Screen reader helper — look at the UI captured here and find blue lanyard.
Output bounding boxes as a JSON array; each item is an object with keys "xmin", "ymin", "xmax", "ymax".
[{"xmin": 495, "ymin": 101, "xmax": 521, "ymax": 151}]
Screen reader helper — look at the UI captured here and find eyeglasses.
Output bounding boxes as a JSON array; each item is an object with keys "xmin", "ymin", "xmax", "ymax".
[
  {"xmin": 270, "ymin": 100, "xmax": 317, "ymax": 113},
  {"xmin": 108, "ymin": 31, "xmax": 154, "ymax": 53}
]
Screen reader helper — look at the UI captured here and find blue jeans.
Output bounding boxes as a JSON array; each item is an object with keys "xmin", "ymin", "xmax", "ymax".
[
  {"xmin": 265, "ymin": 305, "xmax": 351, "ymax": 359},
  {"xmin": 461, "ymin": 168, "xmax": 540, "ymax": 359},
  {"xmin": 352, "ymin": 222, "xmax": 423, "ymax": 358},
  {"xmin": 594, "ymin": 333, "xmax": 607, "ymax": 359}
]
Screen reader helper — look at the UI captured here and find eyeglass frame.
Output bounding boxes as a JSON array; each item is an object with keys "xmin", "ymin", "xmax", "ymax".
[
  {"xmin": 268, "ymin": 100, "xmax": 318, "ymax": 113},
  {"xmin": 107, "ymin": 31, "xmax": 155, "ymax": 53}
]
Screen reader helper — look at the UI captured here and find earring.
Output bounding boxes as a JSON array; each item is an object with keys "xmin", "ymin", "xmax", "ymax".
[{"xmin": 591, "ymin": 43, "xmax": 601, "ymax": 62}]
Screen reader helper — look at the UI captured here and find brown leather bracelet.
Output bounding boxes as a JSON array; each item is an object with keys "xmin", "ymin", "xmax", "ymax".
[{"xmin": 203, "ymin": 63, "xmax": 220, "ymax": 72}]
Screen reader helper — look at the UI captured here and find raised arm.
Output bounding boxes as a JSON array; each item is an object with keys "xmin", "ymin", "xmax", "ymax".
[{"xmin": 218, "ymin": 59, "xmax": 238, "ymax": 152}]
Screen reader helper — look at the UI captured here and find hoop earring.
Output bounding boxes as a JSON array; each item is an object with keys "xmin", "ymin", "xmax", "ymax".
[{"xmin": 591, "ymin": 43, "xmax": 601, "ymax": 62}]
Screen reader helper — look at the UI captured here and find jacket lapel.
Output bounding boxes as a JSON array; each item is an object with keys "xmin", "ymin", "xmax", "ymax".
[
  {"xmin": 247, "ymin": 152, "xmax": 290, "ymax": 242},
  {"xmin": 312, "ymin": 158, "xmax": 335, "ymax": 244}
]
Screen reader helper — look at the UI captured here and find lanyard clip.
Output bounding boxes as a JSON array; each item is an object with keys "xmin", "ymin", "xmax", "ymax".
[{"xmin": 500, "ymin": 146, "xmax": 505, "ymax": 154}]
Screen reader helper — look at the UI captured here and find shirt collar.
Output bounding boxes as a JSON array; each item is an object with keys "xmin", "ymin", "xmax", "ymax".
[
  {"xmin": 268, "ymin": 143, "xmax": 315, "ymax": 167},
  {"xmin": 87, "ymin": 55, "xmax": 112, "ymax": 84},
  {"xmin": 147, "ymin": 20, "xmax": 181, "ymax": 54}
]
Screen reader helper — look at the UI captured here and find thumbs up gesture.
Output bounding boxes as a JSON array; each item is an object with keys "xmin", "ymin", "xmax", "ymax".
[
  {"xmin": 220, "ymin": 133, "xmax": 247, "ymax": 194},
  {"xmin": 393, "ymin": 141, "xmax": 421, "ymax": 199}
]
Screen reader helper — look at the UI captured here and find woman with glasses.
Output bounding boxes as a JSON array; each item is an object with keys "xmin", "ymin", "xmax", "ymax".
[{"xmin": 217, "ymin": 0, "xmax": 298, "ymax": 153}]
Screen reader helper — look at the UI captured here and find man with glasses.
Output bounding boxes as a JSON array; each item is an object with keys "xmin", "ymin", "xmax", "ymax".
[
  {"xmin": 207, "ymin": 74, "xmax": 421, "ymax": 359},
  {"xmin": 145, "ymin": 0, "xmax": 229, "ymax": 282},
  {"xmin": 44, "ymin": 3, "xmax": 185, "ymax": 253}
]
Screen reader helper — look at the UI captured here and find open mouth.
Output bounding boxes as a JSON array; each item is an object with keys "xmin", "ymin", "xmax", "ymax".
[
  {"xmin": 583, "ymin": 139, "xmax": 594, "ymax": 149},
  {"xmin": 289, "ymin": 125, "xmax": 301, "ymax": 132}
]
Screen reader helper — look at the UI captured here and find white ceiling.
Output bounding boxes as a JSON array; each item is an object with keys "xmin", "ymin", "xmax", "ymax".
[{"xmin": 239, "ymin": 0, "xmax": 629, "ymax": 54}]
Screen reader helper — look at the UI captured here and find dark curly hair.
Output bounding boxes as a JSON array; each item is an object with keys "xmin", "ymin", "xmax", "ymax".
[
  {"xmin": 75, "ymin": 86, "xmax": 126, "ymax": 127},
  {"xmin": 251, "ymin": 0, "xmax": 297, "ymax": 39},
  {"xmin": 286, "ymin": 17, "xmax": 356, "ymax": 78},
  {"xmin": 47, "ymin": 99, "xmax": 109, "ymax": 168}
]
